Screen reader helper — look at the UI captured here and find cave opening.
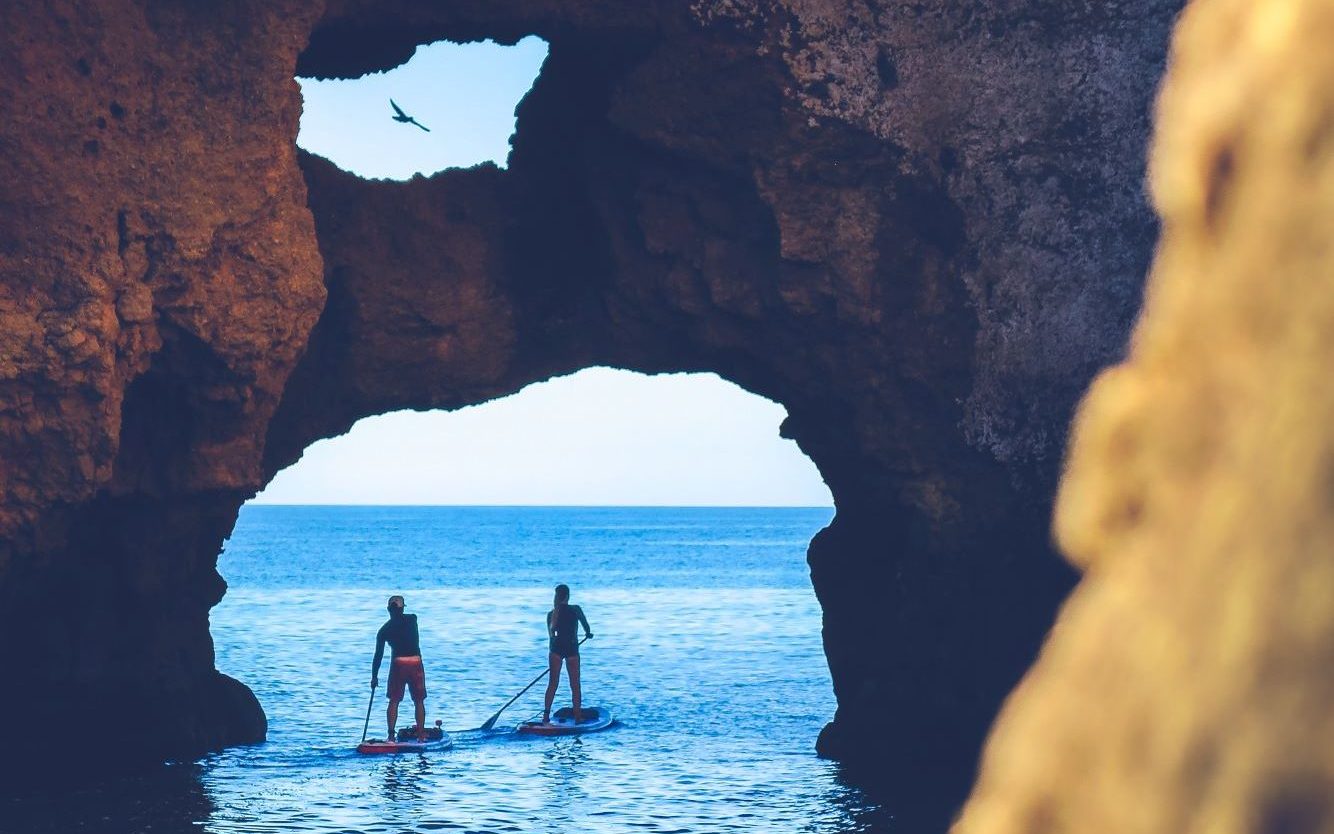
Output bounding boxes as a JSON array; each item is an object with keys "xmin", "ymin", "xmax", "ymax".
[
  {"xmin": 295, "ymin": 35, "xmax": 548, "ymax": 180},
  {"xmin": 207, "ymin": 368, "xmax": 866, "ymax": 827}
]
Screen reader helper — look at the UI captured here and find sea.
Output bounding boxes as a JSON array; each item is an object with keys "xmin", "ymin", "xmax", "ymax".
[{"xmin": 3, "ymin": 506, "xmax": 897, "ymax": 833}]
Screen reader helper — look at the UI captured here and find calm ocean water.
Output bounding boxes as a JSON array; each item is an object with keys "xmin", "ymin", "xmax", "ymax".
[{"xmin": 4, "ymin": 506, "xmax": 897, "ymax": 833}]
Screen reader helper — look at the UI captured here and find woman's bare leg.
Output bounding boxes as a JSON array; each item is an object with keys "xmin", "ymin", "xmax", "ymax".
[
  {"xmin": 568, "ymin": 654, "xmax": 582, "ymax": 722},
  {"xmin": 542, "ymin": 652, "xmax": 562, "ymax": 721}
]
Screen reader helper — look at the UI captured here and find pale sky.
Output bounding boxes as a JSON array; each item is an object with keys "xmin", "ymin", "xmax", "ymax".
[
  {"xmin": 254, "ymin": 368, "xmax": 831, "ymax": 506},
  {"xmin": 263, "ymin": 40, "xmax": 831, "ymax": 507}
]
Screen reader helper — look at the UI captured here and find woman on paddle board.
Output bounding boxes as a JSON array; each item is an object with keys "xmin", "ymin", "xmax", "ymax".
[{"xmin": 543, "ymin": 583, "xmax": 593, "ymax": 723}]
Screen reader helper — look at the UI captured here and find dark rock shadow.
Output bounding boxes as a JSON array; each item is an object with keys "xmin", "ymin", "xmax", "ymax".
[{"xmin": 0, "ymin": 762, "xmax": 215, "ymax": 833}]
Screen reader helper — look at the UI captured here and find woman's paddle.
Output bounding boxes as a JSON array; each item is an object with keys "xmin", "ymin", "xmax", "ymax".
[
  {"xmin": 361, "ymin": 683, "xmax": 377, "ymax": 742},
  {"xmin": 478, "ymin": 635, "xmax": 589, "ymax": 730}
]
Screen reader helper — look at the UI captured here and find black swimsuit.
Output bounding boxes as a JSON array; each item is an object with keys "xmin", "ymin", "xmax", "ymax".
[{"xmin": 548, "ymin": 604, "xmax": 590, "ymax": 658}]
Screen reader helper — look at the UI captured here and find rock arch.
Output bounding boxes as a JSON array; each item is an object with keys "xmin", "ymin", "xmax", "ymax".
[{"xmin": 0, "ymin": 0, "xmax": 1177, "ymax": 818}]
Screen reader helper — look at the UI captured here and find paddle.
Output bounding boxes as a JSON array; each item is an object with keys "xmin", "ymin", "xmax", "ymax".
[
  {"xmin": 361, "ymin": 682, "xmax": 377, "ymax": 742},
  {"xmin": 478, "ymin": 634, "xmax": 590, "ymax": 730}
]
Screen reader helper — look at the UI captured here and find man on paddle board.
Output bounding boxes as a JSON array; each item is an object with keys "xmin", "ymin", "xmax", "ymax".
[
  {"xmin": 543, "ymin": 584, "xmax": 593, "ymax": 723},
  {"xmin": 371, "ymin": 595, "xmax": 428, "ymax": 741}
]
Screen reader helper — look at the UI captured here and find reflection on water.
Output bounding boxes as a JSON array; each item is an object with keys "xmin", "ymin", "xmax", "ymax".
[
  {"xmin": 1, "ymin": 508, "xmax": 902, "ymax": 833},
  {"xmin": 538, "ymin": 739, "xmax": 591, "ymax": 832},
  {"xmin": 379, "ymin": 754, "xmax": 432, "ymax": 804}
]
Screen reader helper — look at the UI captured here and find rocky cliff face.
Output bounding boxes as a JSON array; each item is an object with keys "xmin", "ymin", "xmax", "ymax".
[
  {"xmin": 0, "ymin": 0, "xmax": 327, "ymax": 762},
  {"xmin": 0, "ymin": 0, "xmax": 1177, "ymax": 823}
]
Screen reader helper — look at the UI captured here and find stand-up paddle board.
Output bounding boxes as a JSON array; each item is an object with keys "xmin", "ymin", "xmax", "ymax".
[
  {"xmin": 357, "ymin": 722, "xmax": 452, "ymax": 754},
  {"xmin": 518, "ymin": 706, "xmax": 614, "ymax": 736}
]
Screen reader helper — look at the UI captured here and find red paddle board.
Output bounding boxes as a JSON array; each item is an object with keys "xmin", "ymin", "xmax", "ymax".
[{"xmin": 356, "ymin": 724, "xmax": 452, "ymax": 754}]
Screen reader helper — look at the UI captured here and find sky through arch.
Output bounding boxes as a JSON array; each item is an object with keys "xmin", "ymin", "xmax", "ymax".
[{"xmin": 255, "ymin": 369, "xmax": 832, "ymax": 506}]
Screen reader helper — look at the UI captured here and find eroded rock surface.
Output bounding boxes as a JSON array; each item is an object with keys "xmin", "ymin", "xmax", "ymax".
[
  {"xmin": 1, "ymin": 0, "xmax": 1176, "ymax": 821},
  {"xmin": 955, "ymin": 1, "xmax": 1334, "ymax": 832},
  {"xmin": 0, "ymin": 0, "xmax": 326, "ymax": 762}
]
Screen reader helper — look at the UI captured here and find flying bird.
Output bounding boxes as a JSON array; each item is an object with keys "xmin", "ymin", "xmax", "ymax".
[{"xmin": 389, "ymin": 99, "xmax": 430, "ymax": 132}]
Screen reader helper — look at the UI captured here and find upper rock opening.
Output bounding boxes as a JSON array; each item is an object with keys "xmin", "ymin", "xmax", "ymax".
[{"xmin": 296, "ymin": 37, "xmax": 547, "ymax": 180}]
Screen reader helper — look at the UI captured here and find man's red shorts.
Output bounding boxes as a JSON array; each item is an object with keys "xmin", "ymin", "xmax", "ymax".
[{"xmin": 387, "ymin": 656, "xmax": 427, "ymax": 702}]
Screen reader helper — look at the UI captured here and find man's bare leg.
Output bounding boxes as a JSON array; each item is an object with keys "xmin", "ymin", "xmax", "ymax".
[
  {"xmin": 542, "ymin": 652, "xmax": 562, "ymax": 722},
  {"xmin": 414, "ymin": 699, "xmax": 426, "ymax": 740},
  {"xmin": 387, "ymin": 699, "xmax": 399, "ymax": 739}
]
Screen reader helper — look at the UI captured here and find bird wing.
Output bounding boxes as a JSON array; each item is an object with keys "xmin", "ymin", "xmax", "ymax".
[
  {"xmin": 390, "ymin": 99, "xmax": 407, "ymax": 118},
  {"xmin": 412, "ymin": 119, "xmax": 430, "ymax": 132}
]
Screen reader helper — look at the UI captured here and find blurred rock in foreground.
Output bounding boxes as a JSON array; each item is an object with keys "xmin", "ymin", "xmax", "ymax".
[{"xmin": 955, "ymin": 0, "xmax": 1334, "ymax": 831}]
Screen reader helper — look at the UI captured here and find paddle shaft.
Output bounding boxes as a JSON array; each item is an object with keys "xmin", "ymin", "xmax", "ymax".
[
  {"xmin": 361, "ymin": 684, "xmax": 376, "ymax": 742},
  {"xmin": 480, "ymin": 634, "xmax": 589, "ymax": 730}
]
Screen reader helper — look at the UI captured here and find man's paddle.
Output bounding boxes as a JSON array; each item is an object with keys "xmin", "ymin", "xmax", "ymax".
[
  {"xmin": 361, "ymin": 682, "xmax": 377, "ymax": 742},
  {"xmin": 478, "ymin": 635, "xmax": 589, "ymax": 730}
]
